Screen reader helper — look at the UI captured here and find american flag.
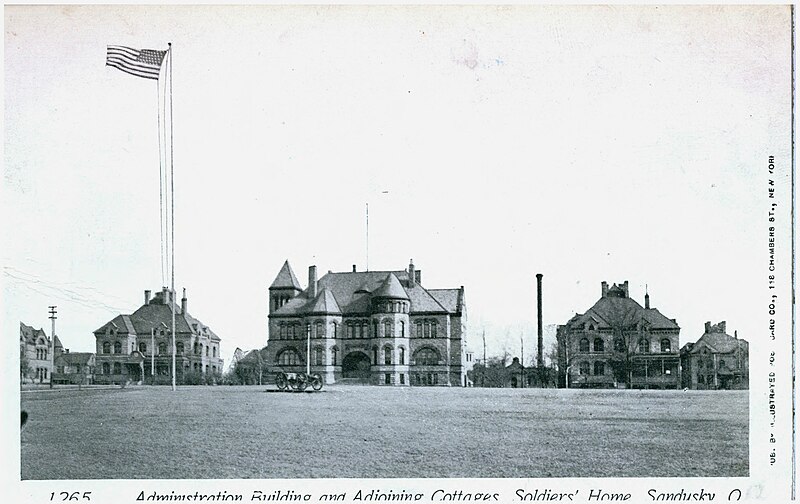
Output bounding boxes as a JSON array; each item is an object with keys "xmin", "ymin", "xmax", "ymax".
[{"xmin": 106, "ymin": 45, "xmax": 167, "ymax": 80}]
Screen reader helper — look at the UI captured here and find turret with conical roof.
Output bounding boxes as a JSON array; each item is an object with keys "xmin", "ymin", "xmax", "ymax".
[{"xmin": 269, "ymin": 260, "xmax": 303, "ymax": 314}]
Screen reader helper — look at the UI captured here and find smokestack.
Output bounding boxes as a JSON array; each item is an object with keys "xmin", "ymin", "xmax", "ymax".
[
  {"xmin": 601, "ymin": 281, "xmax": 609, "ymax": 297},
  {"xmin": 536, "ymin": 273, "xmax": 544, "ymax": 369},
  {"xmin": 408, "ymin": 259, "xmax": 416, "ymax": 287},
  {"xmin": 181, "ymin": 288, "xmax": 187, "ymax": 313},
  {"xmin": 144, "ymin": 290, "xmax": 151, "ymax": 305},
  {"xmin": 309, "ymin": 265, "xmax": 318, "ymax": 298}
]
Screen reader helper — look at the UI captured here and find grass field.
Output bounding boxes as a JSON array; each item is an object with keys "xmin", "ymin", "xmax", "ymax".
[{"xmin": 20, "ymin": 385, "xmax": 748, "ymax": 479}]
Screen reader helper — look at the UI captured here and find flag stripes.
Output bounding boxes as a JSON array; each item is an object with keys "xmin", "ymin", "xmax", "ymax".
[{"xmin": 106, "ymin": 45, "xmax": 166, "ymax": 80}]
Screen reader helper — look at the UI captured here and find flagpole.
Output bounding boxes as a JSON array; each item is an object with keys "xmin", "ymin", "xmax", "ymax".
[{"xmin": 168, "ymin": 42, "xmax": 176, "ymax": 392}]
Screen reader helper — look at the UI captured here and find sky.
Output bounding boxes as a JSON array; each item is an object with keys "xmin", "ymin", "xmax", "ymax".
[{"xmin": 4, "ymin": 5, "xmax": 792, "ymax": 368}]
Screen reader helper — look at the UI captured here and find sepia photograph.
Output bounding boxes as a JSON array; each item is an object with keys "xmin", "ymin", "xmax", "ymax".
[{"xmin": 4, "ymin": 3, "xmax": 794, "ymax": 502}]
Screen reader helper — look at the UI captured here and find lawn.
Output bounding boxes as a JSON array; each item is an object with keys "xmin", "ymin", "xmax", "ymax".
[{"xmin": 20, "ymin": 385, "xmax": 748, "ymax": 479}]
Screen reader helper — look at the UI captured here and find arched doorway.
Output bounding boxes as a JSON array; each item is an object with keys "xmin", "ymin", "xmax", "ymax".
[{"xmin": 342, "ymin": 351, "xmax": 371, "ymax": 382}]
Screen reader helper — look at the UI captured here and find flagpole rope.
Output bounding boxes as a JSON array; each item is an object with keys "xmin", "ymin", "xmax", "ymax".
[
  {"xmin": 157, "ymin": 80, "xmax": 166, "ymax": 287},
  {"xmin": 168, "ymin": 42, "xmax": 176, "ymax": 392}
]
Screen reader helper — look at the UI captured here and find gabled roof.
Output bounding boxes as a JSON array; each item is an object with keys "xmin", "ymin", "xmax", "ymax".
[
  {"xmin": 690, "ymin": 331, "xmax": 747, "ymax": 355},
  {"xmin": 270, "ymin": 260, "xmax": 303, "ymax": 290},
  {"xmin": 271, "ymin": 267, "xmax": 453, "ymax": 316},
  {"xmin": 95, "ymin": 291, "xmax": 221, "ymax": 341},
  {"xmin": 572, "ymin": 296, "xmax": 679, "ymax": 331},
  {"xmin": 307, "ymin": 288, "xmax": 342, "ymax": 315},
  {"xmin": 239, "ymin": 347, "xmax": 268, "ymax": 364},
  {"xmin": 55, "ymin": 352, "xmax": 94, "ymax": 366},
  {"xmin": 429, "ymin": 288, "xmax": 463, "ymax": 314},
  {"xmin": 20, "ymin": 322, "xmax": 48, "ymax": 344},
  {"xmin": 372, "ymin": 274, "xmax": 409, "ymax": 300}
]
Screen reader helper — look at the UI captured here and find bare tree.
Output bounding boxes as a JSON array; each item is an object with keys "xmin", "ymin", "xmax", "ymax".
[{"xmin": 602, "ymin": 300, "xmax": 645, "ymax": 388}]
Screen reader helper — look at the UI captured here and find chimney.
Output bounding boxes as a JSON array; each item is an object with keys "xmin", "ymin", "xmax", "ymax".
[
  {"xmin": 352, "ymin": 264, "xmax": 357, "ymax": 272},
  {"xmin": 734, "ymin": 330, "xmax": 738, "ymax": 339},
  {"xmin": 415, "ymin": 270, "xmax": 421, "ymax": 285},
  {"xmin": 162, "ymin": 286, "xmax": 169, "ymax": 305},
  {"xmin": 536, "ymin": 273, "xmax": 544, "ymax": 369},
  {"xmin": 705, "ymin": 321, "xmax": 711, "ymax": 334},
  {"xmin": 144, "ymin": 290, "xmax": 151, "ymax": 305},
  {"xmin": 408, "ymin": 259, "xmax": 416, "ymax": 287},
  {"xmin": 181, "ymin": 288, "xmax": 187, "ymax": 313},
  {"xmin": 719, "ymin": 321, "xmax": 726, "ymax": 334},
  {"xmin": 601, "ymin": 281, "xmax": 609, "ymax": 297},
  {"xmin": 309, "ymin": 265, "xmax": 318, "ymax": 298},
  {"xmin": 622, "ymin": 281, "xmax": 629, "ymax": 298}
]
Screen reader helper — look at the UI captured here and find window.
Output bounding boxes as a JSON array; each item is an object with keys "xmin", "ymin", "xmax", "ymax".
[
  {"xmin": 158, "ymin": 342, "xmax": 167, "ymax": 354},
  {"xmin": 332, "ymin": 322, "xmax": 338, "ymax": 338},
  {"xmin": 698, "ymin": 374, "xmax": 705, "ymax": 384},
  {"xmin": 103, "ymin": 342, "xmax": 110, "ymax": 354},
  {"xmin": 400, "ymin": 321, "xmax": 405, "ymax": 338},
  {"xmin": 359, "ymin": 323, "xmax": 366, "ymax": 339},
  {"xmin": 594, "ymin": 361, "xmax": 605, "ymax": 376},
  {"xmin": 206, "ymin": 346, "xmax": 209, "ymax": 357},
  {"xmin": 176, "ymin": 342, "xmax": 184, "ymax": 355},
  {"xmin": 638, "ymin": 338, "xmax": 650, "ymax": 354},
  {"xmin": 373, "ymin": 347, "xmax": 378, "ymax": 364},
  {"xmin": 414, "ymin": 348, "xmax": 439, "ymax": 365},
  {"xmin": 660, "ymin": 338, "xmax": 671, "ymax": 353},
  {"xmin": 331, "ymin": 347, "xmax": 338, "ymax": 366},
  {"xmin": 579, "ymin": 361, "xmax": 590, "ymax": 375},
  {"xmin": 579, "ymin": 338, "xmax": 590, "ymax": 352},
  {"xmin": 431, "ymin": 322, "xmax": 438, "ymax": 338},
  {"xmin": 719, "ymin": 359, "xmax": 726, "ymax": 368},
  {"xmin": 415, "ymin": 322, "xmax": 422, "ymax": 338},
  {"xmin": 384, "ymin": 320, "xmax": 393, "ymax": 338},
  {"xmin": 399, "ymin": 347, "xmax": 405, "ymax": 365},
  {"xmin": 113, "ymin": 362, "xmax": 121, "ymax": 374},
  {"xmin": 279, "ymin": 324, "xmax": 286, "ymax": 339},
  {"xmin": 315, "ymin": 322, "xmax": 324, "ymax": 339},
  {"xmin": 102, "ymin": 362, "xmax": 110, "ymax": 375},
  {"xmin": 424, "ymin": 322, "xmax": 430, "ymax": 338},
  {"xmin": 194, "ymin": 342, "xmax": 199, "ymax": 355},
  {"xmin": 278, "ymin": 349, "xmax": 300, "ymax": 366},
  {"xmin": 114, "ymin": 342, "xmax": 122, "ymax": 354},
  {"xmin": 75, "ymin": 364, "xmax": 81, "ymax": 374},
  {"xmin": 614, "ymin": 338, "xmax": 625, "ymax": 352},
  {"xmin": 593, "ymin": 338, "xmax": 604, "ymax": 352},
  {"xmin": 400, "ymin": 373, "xmax": 405, "ymax": 385},
  {"xmin": 384, "ymin": 346, "xmax": 392, "ymax": 365},
  {"xmin": 385, "ymin": 373, "xmax": 391, "ymax": 385},
  {"xmin": 315, "ymin": 347, "xmax": 323, "ymax": 366},
  {"xmin": 213, "ymin": 346, "xmax": 216, "ymax": 358},
  {"xmin": 347, "ymin": 324, "xmax": 354, "ymax": 339}
]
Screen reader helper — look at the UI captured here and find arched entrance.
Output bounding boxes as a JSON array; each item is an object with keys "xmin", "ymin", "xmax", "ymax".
[{"xmin": 342, "ymin": 351, "xmax": 371, "ymax": 382}]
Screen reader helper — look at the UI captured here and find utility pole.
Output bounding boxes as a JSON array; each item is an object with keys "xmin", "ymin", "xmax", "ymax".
[
  {"xmin": 48, "ymin": 306, "xmax": 57, "ymax": 389},
  {"xmin": 306, "ymin": 324, "xmax": 312, "ymax": 376},
  {"xmin": 482, "ymin": 329, "xmax": 486, "ymax": 387},
  {"xmin": 151, "ymin": 328, "xmax": 156, "ymax": 381},
  {"xmin": 520, "ymin": 332, "xmax": 524, "ymax": 388}
]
